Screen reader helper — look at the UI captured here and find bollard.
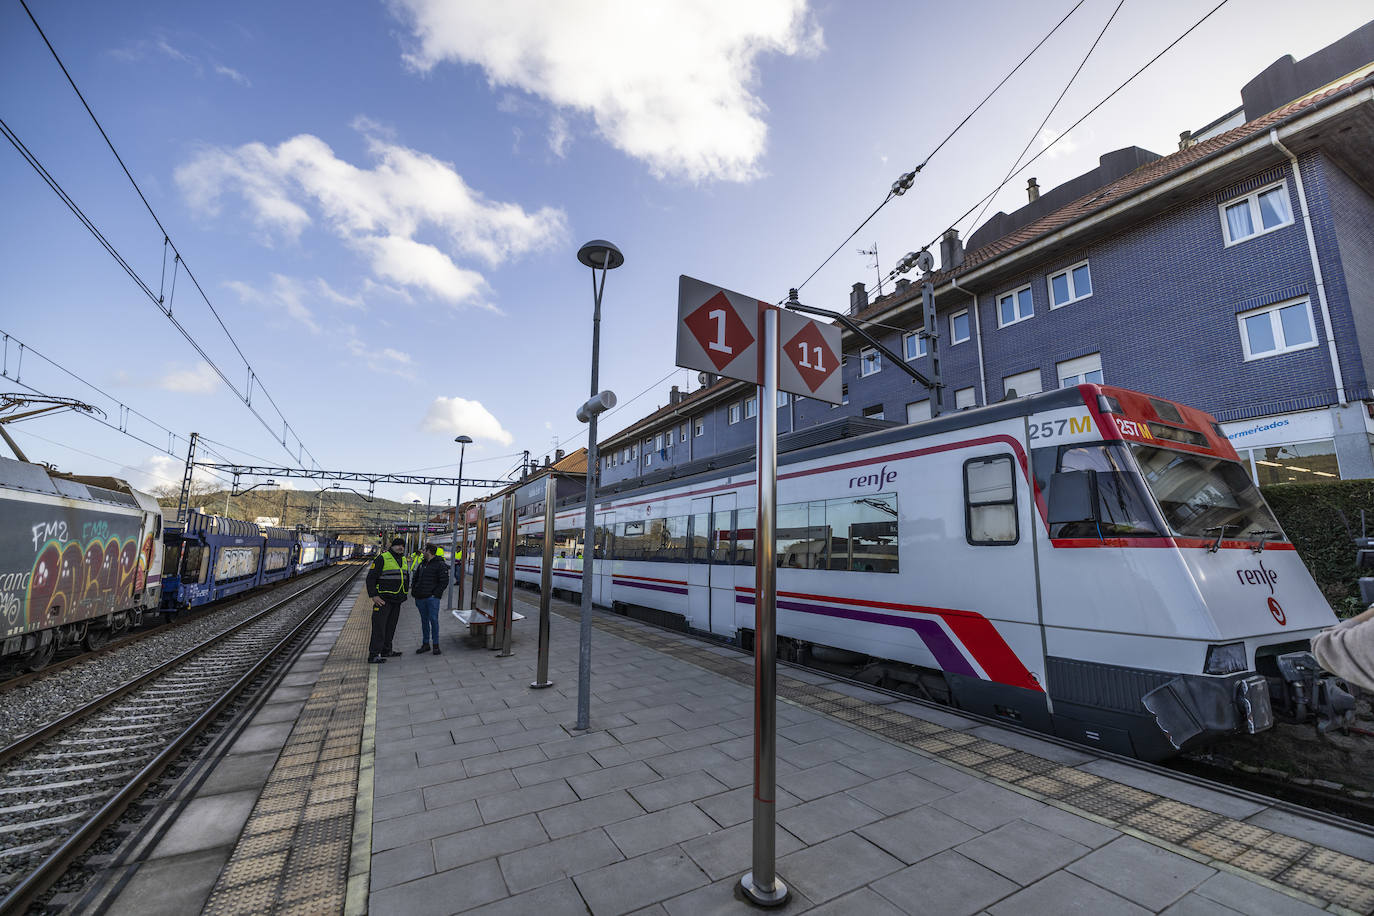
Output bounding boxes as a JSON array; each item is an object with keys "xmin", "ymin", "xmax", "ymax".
[{"xmin": 532, "ymin": 472, "xmax": 556, "ymax": 688}]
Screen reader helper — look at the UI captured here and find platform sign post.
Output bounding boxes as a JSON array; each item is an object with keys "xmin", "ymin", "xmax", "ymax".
[
  {"xmin": 470, "ymin": 507, "xmax": 486, "ymax": 614},
  {"xmin": 497, "ymin": 492, "xmax": 516, "ymax": 657},
  {"xmin": 532, "ymin": 472, "xmax": 556, "ymax": 689},
  {"xmin": 677, "ymin": 276, "xmax": 842, "ymax": 908}
]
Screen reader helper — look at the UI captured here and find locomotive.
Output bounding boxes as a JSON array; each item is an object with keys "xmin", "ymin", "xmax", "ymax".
[{"xmin": 465, "ymin": 384, "xmax": 1355, "ymax": 761}]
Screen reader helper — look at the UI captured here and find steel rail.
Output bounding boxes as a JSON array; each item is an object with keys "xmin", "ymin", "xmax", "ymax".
[
  {"xmin": 0, "ymin": 566, "xmax": 349, "ymax": 766},
  {"xmin": 0, "ymin": 563, "xmax": 361, "ymax": 915}
]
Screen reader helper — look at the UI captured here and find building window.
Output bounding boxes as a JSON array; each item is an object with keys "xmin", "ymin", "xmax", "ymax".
[
  {"xmin": 655, "ymin": 433, "xmax": 663, "ymax": 451},
  {"xmin": 955, "ymin": 387, "xmax": 976, "ymax": 409},
  {"xmin": 906, "ymin": 400, "xmax": 930, "ymax": 423},
  {"xmin": 1002, "ymin": 369, "xmax": 1042, "ymax": 399},
  {"xmin": 644, "ymin": 444, "xmax": 652, "ymax": 467},
  {"xmin": 1048, "ymin": 260, "xmax": 1092, "ymax": 308},
  {"xmin": 1057, "ymin": 352, "xmax": 1103, "ymax": 387},
  {"xmin": 903, "ymin": 331, "xmax": 927, "ymax": 360},
  {"xmin": 1221, "ymin": 182, "xmax": 1293, "ymax": 246},
  {"xmin": 950, "ymin": 310, "xmax": 970, "ymax": 345},
  {"xmin": 694, "ymin": 416, "xmax": 704, "ymax": 436},
  {"xmin": 1238, "ymin": 440, "xmax": 1340, "ymax": 485},
  {"xmin": 1237, "ymin": 298, "xmax": 1316, "ymax": 361},
  {"xmin": 842, "ymin": 384, "xmax": 849, "ymax": 405},
  {"xmin": 861, "ymin": 404, "xmax": 885, "ymax": 420},
  {"xmin": 631, "ymin": 443, "xmax": 639, "ymax": 459},
  {"xmin": 623, "ymin": 448, "xmax": 630, "ymax": 463},
  {"xmin": 997, "ymin": 285, "xmax": 1034, "ymax": 327},
  {"xmin": 679, "ymin": 423, "xmax": 688, "ymax": 443},
  {"xmin": 728, "ymin": 403, "xmax": 741, "ymax": 424},
  {"xmin": 859, "ymin": 347, "xmax": 881, "ymax": 377},
  {"xmin": 777, "ymin": 391, "xmax": 788, "ymax": 407},
  {"xmin": 744, "ymin": 396, "xmax": 758, "ymax": 419}
]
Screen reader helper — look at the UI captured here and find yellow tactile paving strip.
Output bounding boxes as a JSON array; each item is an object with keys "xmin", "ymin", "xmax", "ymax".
[
  {"xmin": 201, "ymin": 586, "xmax": 371, "ymax": 916},
  {"xmin": 553, "ymin": 603, "xmax": 1374, "ymax": 914}
]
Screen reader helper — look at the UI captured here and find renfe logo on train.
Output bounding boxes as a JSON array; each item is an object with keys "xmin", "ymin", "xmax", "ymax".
[
  {"xmin": 849, "ymin": 466, "xmax": 897, "ymax": 491},
  {"xmin": 1236, "ymin": 560, "xmax": 1278, "ymax": 593}
]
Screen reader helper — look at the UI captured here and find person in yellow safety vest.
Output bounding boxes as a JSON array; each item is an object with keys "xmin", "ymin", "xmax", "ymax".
[{"xmin": 365, "ymin": 537, "xmax": 410, "ymax": 663}]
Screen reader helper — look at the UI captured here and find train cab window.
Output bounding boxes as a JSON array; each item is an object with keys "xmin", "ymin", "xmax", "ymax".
[
  {"xmin": 1033, "ymin": 444, "xmax": 1162, "ymax": 539},
  {"xmin": 181, "ymin": 543, "xmax": 208, "ymax": 584},
  {"xmin": 964, "ymin": 456, "xmax": 1019, "ymax": 545}
]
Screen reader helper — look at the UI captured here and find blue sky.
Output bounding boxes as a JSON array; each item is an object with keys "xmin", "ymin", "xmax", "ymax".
[{"xmin": 2, "ymin": 0, "xmax": 1369, "ymax": 508}]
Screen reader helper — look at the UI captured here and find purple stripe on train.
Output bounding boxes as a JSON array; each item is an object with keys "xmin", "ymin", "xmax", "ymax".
[
  {"xmin": 737, "ymin": 595, "xmax": 977, "ymax": 678},
  {"xmin": 615, "ymin": 579, "xmax": 689, "ymax": 596}
]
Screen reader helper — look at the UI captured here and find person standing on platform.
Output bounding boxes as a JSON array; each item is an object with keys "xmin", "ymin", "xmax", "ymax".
[
  {"xmin": 366, "ymin": 537, "xmax": 410, "ymax": 663},
  {"xmin": 411, "ymin": 543, "xmax": 450, "ymax": 655}
]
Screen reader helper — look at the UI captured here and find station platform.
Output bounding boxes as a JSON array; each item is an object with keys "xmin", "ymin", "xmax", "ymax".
[{"xmin": 101, "ymin": 581, "xmax": 1374, "ymax": 915}]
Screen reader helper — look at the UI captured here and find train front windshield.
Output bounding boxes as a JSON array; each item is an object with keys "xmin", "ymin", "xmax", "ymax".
[{"xmin": 1129, "ymin": 444, "xmax": 1284, "ymax": 541}]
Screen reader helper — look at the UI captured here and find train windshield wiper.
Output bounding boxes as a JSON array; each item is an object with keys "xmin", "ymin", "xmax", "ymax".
[
  {"xmin": 1247, "ymin": 529, "xmax": 1280, "ymax": 553},
  {"xmin": 1202, "ymin": 525, "xmax": 1233, "ymax": 553}
]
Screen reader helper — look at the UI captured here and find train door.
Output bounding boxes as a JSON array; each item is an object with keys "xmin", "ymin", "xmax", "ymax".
[
  {"xmin": 592, "ymin": 511, "xmax": 613, "ymax": 607},
  {"xmin": 687, "ymin": 494, "xmax": 738, "ymax": 636}
]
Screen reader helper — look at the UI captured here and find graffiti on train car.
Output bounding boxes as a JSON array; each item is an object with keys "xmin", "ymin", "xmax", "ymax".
[
  {"xmin": 1, "ymin": 504, "xmax": 152, "ymax": 637},
  {"xmin": 215, "ymin": 546, "xmax": 261, "ymax": 581}
]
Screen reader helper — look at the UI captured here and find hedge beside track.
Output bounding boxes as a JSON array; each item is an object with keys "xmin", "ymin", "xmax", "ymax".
[{"xmin": 1262, "ymin": 480, "xmax": 1374, "ymax": 618}]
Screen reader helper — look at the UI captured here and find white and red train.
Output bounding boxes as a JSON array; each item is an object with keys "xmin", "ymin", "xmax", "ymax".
[{"xmin": 463, "ymin": 384, "xmax": 1354, "ymax": 761}]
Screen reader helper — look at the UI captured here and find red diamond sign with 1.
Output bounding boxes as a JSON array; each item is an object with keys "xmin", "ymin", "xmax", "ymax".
[
  {"xmin": 676, "ymin": 275, "xmax": 761, "ymax": 384},
  {"xmin": 778, "ymin": 308, "xmax": 842, "ymax": 404}
]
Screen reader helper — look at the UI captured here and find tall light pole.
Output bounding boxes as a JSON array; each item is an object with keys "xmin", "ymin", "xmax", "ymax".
[
  {"xmin": 574, "ymin": 239, "xmax": 624, "ymax": 731},
  {"xmin": 314, "ymin": 489, "xmax": 327, "ymax": 529},
  {"xmin": 449, "ymin": 435, "xmax": 473, "ymax": 614}
]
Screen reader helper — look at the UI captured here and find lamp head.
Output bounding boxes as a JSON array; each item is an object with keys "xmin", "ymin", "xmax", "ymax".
[
  {"xmin": 577, "ymin": 240, "xmax": 624, "ymax": 270},
  {"xmin": 455, "ymin": 435, "xmax": 473, "ymax": 445},
  {"xmin": 577, "ymin": 390, "xmax": 617, "ymax": 423}
]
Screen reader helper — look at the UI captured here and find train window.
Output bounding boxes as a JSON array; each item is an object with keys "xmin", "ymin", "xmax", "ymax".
[
  {"xmin": 712, "ymin": 510, "xmax": 734, "ymax": 564},
  {"xmin": 823, "ymin": 494, "xmax": 899, "ymax": 571},
  {"xmin": 735, "ymin": 509, "xmax": 755, "ymax": 566},
  {"xmin": 553, "ymin": 528, "xmax": 580, "ymax": 559},
  {"xmin": 181, "ymin": 544, "xmax": 208, "ymax": 584},
  {"xmin": 1036, "ymin": 444, "xmax": 1163, "ymax": 539},
  {"xmin": 777, "ymin": 501, "xmax": 825, "ymax": 569},
  {"xmin": 965, "ymin": 456, "xmax": 1019, "ymax": 545},
  {"xmin": 690, "ymin": 513, "xmax": 710, "ymax": 562}
]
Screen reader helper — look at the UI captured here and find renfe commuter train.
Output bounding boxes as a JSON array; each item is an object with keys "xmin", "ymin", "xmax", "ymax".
[
  {"xmin": 468, "ymin": 384, "xmax": 1356, "ymax": 761},
  {"xmin": 0, "ymin": 454, "xmax": 363, "ymax": 672}
]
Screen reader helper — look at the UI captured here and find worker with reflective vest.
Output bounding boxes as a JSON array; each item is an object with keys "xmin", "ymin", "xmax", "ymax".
[{"xmin": 366, "ymin": 537, "xmax": 410, "ymax": 663}]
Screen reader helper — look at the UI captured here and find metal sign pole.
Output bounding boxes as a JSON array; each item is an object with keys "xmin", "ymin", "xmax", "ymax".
[
  {"xmin": 497, "ymin": 492, "xmax": 516, "ymax": 657},
  {"xmin": 740, "ymin": 304, "xmax": 788, "ymax": 907},
  {"xmin": 471, "ymin": 509, "xmax": 486, "ymax": 614},
  {"xmin": 532, "ymin": 472, "xmax": 556, "ymax": 688}
]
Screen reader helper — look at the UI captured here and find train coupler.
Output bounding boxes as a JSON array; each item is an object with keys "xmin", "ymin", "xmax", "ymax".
[
  {"xmin": 1142, "ymin": 672, "xmax": 1275, "ymax": 750},
  {"xmin": 1268, "ymin": 651, "xmax": 1356, "ymax": 733}
]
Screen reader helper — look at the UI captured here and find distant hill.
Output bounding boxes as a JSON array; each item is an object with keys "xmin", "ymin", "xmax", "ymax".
[{"xmin": 155, "ymin": 488, "xmax": 449, "ymax": 540}]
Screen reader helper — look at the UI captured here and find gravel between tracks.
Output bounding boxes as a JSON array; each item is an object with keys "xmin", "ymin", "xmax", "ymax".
[{"xmin": 0, "ymin": 569, "xmax": 345, "ymax": 750}]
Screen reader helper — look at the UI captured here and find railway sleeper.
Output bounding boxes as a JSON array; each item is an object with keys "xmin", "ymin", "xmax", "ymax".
[
  {"xmin": 0, "ymin": 791, "xmax": 111, "ymax": 817},
  {"xmin": 0, "ymin": 809, "xmax": 90, "ymax": 837},
  {"xmin": 0, "ymin": 779, "xmax": 90, "ymax": 798}
]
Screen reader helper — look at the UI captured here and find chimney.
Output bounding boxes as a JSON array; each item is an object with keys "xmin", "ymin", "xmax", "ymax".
[
  {"xmin": 895, "ymin": 278, "xmax": 911, "ymax": 294},
  {"xmin": 849, "ymin": 282, "xmax": 869, "ymax": 315},
  {"xmin": 554, "ymin": 448, "xmax": 565, "ymax": 463},
  {"xmin": 1178, "ymin": 130, "xmax": 1194, "ymax": 150},
  {"xmin": 669, "ymin": 385, "xmax": 682, "ymax": 405},
  {"xmin": 1027, "ymin": 178, "xmax": 1040, "ymax": 202},
  {"xmin": 544, "ymin": 455, "xmax": 551, "ymax": 467},
  {"xmin": 939, "ymin": 228, "xmax": 964, "ymax": 271}
]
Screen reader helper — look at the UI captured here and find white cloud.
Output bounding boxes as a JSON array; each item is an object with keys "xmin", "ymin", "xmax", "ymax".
[
  {"xmin": 547, "ymin": 114, "xmax": 570, "ymax": 158},
  {"xmin": 176, "ymin": 126, "xmax": 566, "ymax": 306},
  {"xmin": 1039, "ymin": 127, "xmax": 1080, "ymax": 161},
  {"xmin": 157, "ymin": 361, "xmax": 220, "ymax": 393},
  {"xmin": 389, "ymin": 0, "xmax": 823, "ymax": 182},
  {"xmin": 214, "ymin": 63, "xmax": 251, "ymax": 87},
  {"xmin": 402, "ymin": 491, "xmax": 424, "ymax": 504},
  {"xmin": 343, "ymin": 325, "xmax": 417, "ymax": 379},
  {"xmin": 315, "ymin": 277, "xmax": 364, "ymax": 309},
  {"xmin": 421, "ymin": 396, "xmax": 514, "ymax": 446},
  {"xmin": 121, "ymin": 453, "xmax": 219, "ymax": 491},
  {"xmin": 227, "ymin": 274, "xmax": 321, "ymax": 332}
]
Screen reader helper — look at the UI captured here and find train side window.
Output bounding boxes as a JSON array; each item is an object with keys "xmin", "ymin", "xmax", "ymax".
[
  {"xmin": 823, "ymin": 494, "xmax": 899, "ymax": 571},
  {"xmin": 735, "ymin": 509, "xmax": 755, "ymax": 566},
  {"xmin": 965, "ymin": 455, "xmax": 1019, "ymax": 545},
  {"xmin": 690, "ymin": 513, "xmax": 710, "ymax": 562},
  {"xmin": 711, "ymin": 510, "xmax": 734, "ymax": 565}
]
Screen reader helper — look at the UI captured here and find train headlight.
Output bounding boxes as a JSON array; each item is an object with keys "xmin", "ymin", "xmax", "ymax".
[{"xmin": 1204, "ymin": 641, "xmax": 1248, "ymax": 675}]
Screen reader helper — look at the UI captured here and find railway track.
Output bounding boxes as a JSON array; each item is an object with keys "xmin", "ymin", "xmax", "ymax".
[{"xmin": 0, "ymin": 563, "xmax": 360, "ymax": 914}]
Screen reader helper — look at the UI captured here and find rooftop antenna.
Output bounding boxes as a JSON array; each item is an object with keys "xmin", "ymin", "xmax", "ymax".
[{"xmin": 857, "ymin": 243, "xmax": 884, "ymax": 297}]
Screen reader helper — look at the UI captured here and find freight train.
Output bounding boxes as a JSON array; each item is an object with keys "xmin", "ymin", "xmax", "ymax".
[
  {"xmin": 462, "ymin": 384, "xmax": 1356, "ymax": 761},
  {"xmin": 0, "ymin": 455, "xmax": 363, "ymax": 671}
]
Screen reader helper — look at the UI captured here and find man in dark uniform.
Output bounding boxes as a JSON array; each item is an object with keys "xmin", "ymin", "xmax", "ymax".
[{"xmin": 366, "ymin": 537, "xmax": 410, "ymax": 663}]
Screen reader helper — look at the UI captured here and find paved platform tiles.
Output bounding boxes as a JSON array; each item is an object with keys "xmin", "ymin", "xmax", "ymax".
[{"xmin": 367, "ymin": 588, "xmax": 1374, "ymax": 916}]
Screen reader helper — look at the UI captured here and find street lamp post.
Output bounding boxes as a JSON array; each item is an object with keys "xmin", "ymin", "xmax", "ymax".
[
  {"xmin": 314, "ymin": 489, "xmax": 328, "ymax": 529},
  {"xmin": 574, "ymin": 239, "xmax": 624, "ymax": 731},
  {"xmin": 449, "ymin": 435, "xmax": 473, "ymax": 614}
]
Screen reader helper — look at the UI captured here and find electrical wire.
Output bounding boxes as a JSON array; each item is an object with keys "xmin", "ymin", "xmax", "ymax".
[
  {"xmin": 889, "ymin": 0, "xmax": 1234, "ymax": 290},
  {"xmin": 789, "ymin": 0, "xmax": 1088, "ymax": 297},
  {"xmin": 16, "ymin": 0, "xmax": 324, "ymax": 475}
]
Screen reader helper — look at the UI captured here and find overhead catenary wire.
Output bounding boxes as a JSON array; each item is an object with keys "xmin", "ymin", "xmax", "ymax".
[
  {"xmin": 888, "ymin": 0, "xmax": 1235, "ymax": 290},
  {"xmin": 788, "ymin": 0, "xmax": 1089, "ymax": 297},
  {"xmin": 15, "ymin": 0, "xmax": 324, "ymax": 475}
]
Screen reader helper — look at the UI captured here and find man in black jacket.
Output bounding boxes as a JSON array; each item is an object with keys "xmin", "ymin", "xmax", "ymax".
[
  {"xmin": 365, "ymin": 537, "xmax": 409, "ymax": 663},
  {"xmin": 411, "ymin": 544, "xmax": 449, "ymax": 655}
]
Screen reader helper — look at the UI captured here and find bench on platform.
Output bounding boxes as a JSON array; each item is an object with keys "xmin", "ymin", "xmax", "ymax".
[{"xmin": 453, "ymin": 591, "xmax": 524, "ymax": 644}]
